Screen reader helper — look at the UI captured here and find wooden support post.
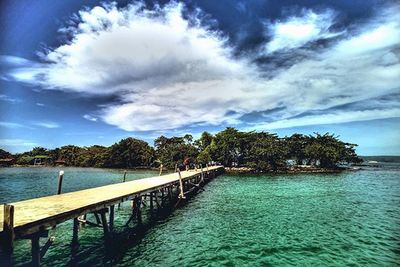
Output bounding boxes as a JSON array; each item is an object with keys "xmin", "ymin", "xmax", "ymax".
[
  {"xmin": 31, "ymin": 234, "xmax": 40, "ymax": 267},
  {"xmin": 57, "ymin": 170, "xmax": 64, "ymax": 195},
  {"xmin": 161, "ymin": 189, "xmax": 165, "ymax": 205},
  {"xmin": 72, "ymin": 217, "xmax": 79, "ymax": 247},
  {"xmin": 136, "ymin": 196, "xmax": 142, "ymax": 224},
  {"xmin": 175, "ymin": 164, "xmax": 178, "ymax": 172},
  {"xmin": 40, "ymin": 236, "xmax": 54, "ymax": 260},
  {"xmin": 94, "ymin": 213, "xmax": 101, "ymax": 225},
  {"xmin": 201, "ymin": 166, "xmax": 204, "ymax": 182},
  {"xmin": 118, "ymin": 171, "xmax": 127, "ymax": 209},
  {"xmin": 109, "ymin": 205, "xmax": 115, "ymax": 232},
  {"xmin": 0, "ymin": 204, "xmax": 14, "ymax": 265},
  {"xmin": 154, "ymin": 192, "xmax": 161, "ymax": 209},
  {"xmin": 123, "ymin": 170, "xmax": 127, "ymax": 183},
  {"xmin": 150, "ymin": 192, "xmax": 154, "ymax": 211},
  {"xmin": 99, "ymin": 211, "xmax": 111, "ymax": 241},
  {"xmin": 177, "ymin": 169, "xmax": 186, "ymax": 199},
  {"xmin": 159, "ymin": 164, "xmax": 163, "ymax": 176}
]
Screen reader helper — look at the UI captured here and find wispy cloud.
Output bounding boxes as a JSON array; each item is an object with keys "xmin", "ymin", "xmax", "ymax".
[
  {"xmin": 264, "ymin": 9, "xmax": 342, "ymax": 53},
  {"xmin": 0, "ymin": 55, "xmax": 36, "ymax": 67},
  {"xmin": 32, "ymin": 121, "xmax": 60, "ymax": 129},
  {"xmin": 0, "ymin": 139, "xmax": 38, "ymax": 153},
  {"xmin": 248, "ymin": 108, "xmax": 400, "ymax": 130},
  {"xmin": 0, "ymin": 139, "xmax": 37, "ymax": 147},
  {"xmin": 83, "ymin": 114, "xmax": 97, "ymax": 122},
  {"xmin": 1, "ymin": 2, "xmax": 400, "ymax": 133},
  {"xmin": 0, "ymin": 121, "xmax": 27, "ymax": 129},
  {"xmin": 36, "ymin": 102, "xmax": 45, "ymax": 107},
  {"xmin": 0, "ymin": 94, "xmax": 21, "ymax": 104}
]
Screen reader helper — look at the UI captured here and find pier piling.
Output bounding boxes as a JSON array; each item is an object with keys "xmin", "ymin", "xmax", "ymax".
[{"xmin": 57, "ymin": 170, "xmax": 64, "ymax": 195}]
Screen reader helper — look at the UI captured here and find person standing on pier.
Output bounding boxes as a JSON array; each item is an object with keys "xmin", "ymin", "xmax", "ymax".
[{"xmin": 184, "ymin": 157, "xmax": 190, "ymax": 171}]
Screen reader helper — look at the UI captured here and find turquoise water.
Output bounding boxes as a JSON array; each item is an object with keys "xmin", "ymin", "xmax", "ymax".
[{"xmin": 0, "ymin": 166, "xmax": 399, "ymax": 266}]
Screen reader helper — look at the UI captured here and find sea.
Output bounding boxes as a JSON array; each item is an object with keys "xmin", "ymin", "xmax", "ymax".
[{"xmin": 0, "ymin": 164, "xmax": 399, "ymax": 266}]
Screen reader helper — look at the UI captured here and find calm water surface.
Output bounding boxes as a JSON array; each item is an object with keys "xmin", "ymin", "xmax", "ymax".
[{"xmin": 0, "ymin": 166, "xmax": 399, "ymax": 266}]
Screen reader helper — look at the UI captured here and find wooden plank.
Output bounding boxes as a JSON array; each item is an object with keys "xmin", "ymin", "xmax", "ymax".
[{"xmin": 0, "ymin": 166, "xmax": 223, "ymax": 238}]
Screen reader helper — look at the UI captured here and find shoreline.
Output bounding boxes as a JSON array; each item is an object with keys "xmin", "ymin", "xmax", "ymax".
[
  {"xmin": 2, "ymin": 164, "xmax": 362, "ymax": 175},
  {"xmin": 224, "ymin": 166, "xmax": 360, "ymax": 174}
]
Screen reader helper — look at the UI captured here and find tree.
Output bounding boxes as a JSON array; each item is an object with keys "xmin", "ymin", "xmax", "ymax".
[
  {"xmin": 59, "ymin": 145, "xmax": 85, "ymax": 166},
  {"xmin": 197, "ymin": 148, "xmax": 212, "ymax": 165},
  {"xmin": 285, "ymin": 134, "xmax": 309, "ymax": 165},
  {"xmin": 212, "ymin": 127, "xmax": 245, "ymax": 166},
  {"xmin": 5, "ymin": 129, "xmax": 361, "ymax": 171},
  {"xmin": 304, "ymin": 133, "xmax": 362, "ymax": 168},
  {"xmin": 74, "ymin": 145, "xmax": 111, "ymax": 167},
  {"xmin": 194, "ymin": 131, "xmax": 214, "ymax": 151},
  {"xmin": 245, "ymin": 132, "xmax": 288, "ymax": 171},
  {"xmin": 110, "ymin": 138, "xmax": 154, "ymax": 168},
  {"xmin": 30, "ymin": 147, "xmax": 48, "ymax": 156},
  {"xmin": 154, "ymin": 135, "xmax": 198, "ymax": 168},
  {"xmin": 16, "ymin": 155, "xmax": 35, "ymax": 165},
  {"xmin": 0, "ymin": 149, "xmax": 11, "ymax": 158}
]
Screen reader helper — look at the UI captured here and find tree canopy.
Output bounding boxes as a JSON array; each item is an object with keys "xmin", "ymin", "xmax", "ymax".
[{"xmin": 2, "ymin": 128, "xmax": 362, "ymax": 171}]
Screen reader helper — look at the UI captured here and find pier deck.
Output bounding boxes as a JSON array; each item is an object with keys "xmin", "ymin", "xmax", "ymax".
[{"xmin": 0, "ymin": 166, "xmax": 223, "ymax": 238}]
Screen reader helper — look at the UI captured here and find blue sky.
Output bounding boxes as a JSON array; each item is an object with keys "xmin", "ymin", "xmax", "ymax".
[{"xmin": 0, "ymin": 0, "xmax": 399, "ymax": 155}]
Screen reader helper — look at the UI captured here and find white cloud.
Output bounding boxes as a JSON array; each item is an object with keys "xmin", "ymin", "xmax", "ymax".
[
  {"xmin": 83, "ymin": 114, "xmax": 98, "ymax": 122},
  {"xmin": 0, "ymin": 121, "xmax": 27, "ymax": 129},
  {"xmin": 2, "ymin": 3, "xmax": 400, "ymax": 132},
  {"xmin": 0, "ymin": 139, "xmax": 38, "ymax": 153},
  {"xmin": 0, "ymin": 139, "xmax": 37, "ymax": 147},
  {"xmin": 248, "ymin": 108, "xmax": 400, "ymax": 130},
  {"xmin": 0, "ymin": 55, "xmax": 35, "ymax": 67},
  {"xmin": 32, "ymin": 121, "xmax": 60, "ymax": 129},
  {"xmin": 36, "ymin": 102, "xmax": 45, "ymax": 107},
  {"xmin": 264, "ymin": 9, "xmax": 342, "ymax": 53},
  {"xmin": 6, "ymin": 2, "xmax": 246, "ymax": 95},
  {"xmin": 0, "ymin": 94, "xmax": 21, "ymax": 103}
]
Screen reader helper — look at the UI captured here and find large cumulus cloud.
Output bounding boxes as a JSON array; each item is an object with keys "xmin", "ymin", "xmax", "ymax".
[{"xmin": 2, "ymin": 2, "xmax": 400, "ymax": 132}]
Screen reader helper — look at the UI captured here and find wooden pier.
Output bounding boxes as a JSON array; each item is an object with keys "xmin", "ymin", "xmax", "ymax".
[{"xmin": 0, "ymin": 166, "xmax": 224, "ymax": 266}]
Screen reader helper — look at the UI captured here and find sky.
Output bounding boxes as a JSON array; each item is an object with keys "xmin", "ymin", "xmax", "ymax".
[{"xmin": 0, "ymin": 0, "xmax": 399, "ymax": 155}]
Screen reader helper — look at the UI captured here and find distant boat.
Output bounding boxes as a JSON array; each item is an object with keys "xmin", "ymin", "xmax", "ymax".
[{"xmin": 366, "ymin": 160, "xmax": 382, "ymax": 167}]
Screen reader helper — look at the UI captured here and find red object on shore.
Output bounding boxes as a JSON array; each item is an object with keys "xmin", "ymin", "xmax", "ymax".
[{"xmin": 54, "ymin": 159, "xmax": 66, "ymax": 165}]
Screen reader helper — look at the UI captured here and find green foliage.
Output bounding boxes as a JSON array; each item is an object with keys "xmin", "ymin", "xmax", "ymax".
[
  {"xmin": 110, "ymin": 138, "xmax": 154, "ymax": 168},
  {"xmin": 284, "ymin": 134, "xmax": 309, "ymax": 164},
  {"xmin": 30, "ymin": 147, "xmax": 48, "ymax": 156},
  {"xmin": 16, "ymin": 155, "xmax": 35, "ymax": 165},
  {"xmin": 2, "ymin": 128, "xmax": 361, "ymax": 171},
  {"xmin": 0, "ymin": 149, "xmax": 11, "ymax": 159},
  {"xmin": 194, "ymin": 131, "xmax": 213, "ymax": 151},
  {"xmin": 245, "ymin": 132, "xmax": 288, "ymax": 171},
  {"xmin": 303, "ymin": 133, "xmax": 361, "ymax": 168},
  {"xmin": 154, "ymin": 135, "xmax": 198, "ymax": 168},
  {"xmin": 197, "ymin": 148, "xmax": 212, "ymax": 165},
  {"xmin": 58, "ymin": 145, "xmax": 85, "ymax": 166},
  {"xmin": 212, "ymin": 127, "xmax": 246, "ymax": 166}
]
